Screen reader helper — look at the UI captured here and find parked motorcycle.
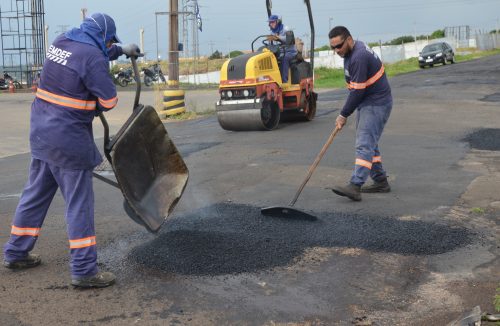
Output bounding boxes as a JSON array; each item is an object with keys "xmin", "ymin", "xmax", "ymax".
[
  {"xmin": 1, "ymin": 72, "xmax": 22, "ymax": 89},
  {"xmin": 0, "ymin": 78, "xmax": 7, "ymax": 90},
  {"xmin": 114, "ymin": 67, "xmax": 134, "ymax": 87},
  {"xmin": 142, "ymin": 63, "xmax": 165, "ymax": 86}
]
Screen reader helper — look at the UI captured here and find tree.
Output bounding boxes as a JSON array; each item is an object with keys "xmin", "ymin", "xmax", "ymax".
[
  {"xmin": 209, "ymin": 50, "xmax": 223, "ymax": 60},
  {"xmin": 430, "ymin": 29, "xmax": 445, "ymax": 39},
  {"xmin": 386, "ymin": 35, "xmax": 415, "ymax": 45},
  {"xmin": 228, "ymin": 50, "xmax": 243, "ymax": 58},
  {"xmin": 315, "ymin": 45, "xmax": 330, "ymax": 51}
]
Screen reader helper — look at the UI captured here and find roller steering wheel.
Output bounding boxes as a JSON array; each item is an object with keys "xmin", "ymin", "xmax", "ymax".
[{"xmin": 262, "ymin": 36, "xmax": 283, "ymax": 47}]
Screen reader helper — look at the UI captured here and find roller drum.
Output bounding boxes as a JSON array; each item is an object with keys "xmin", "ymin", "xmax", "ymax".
[{"xmin": 216, "ymin": 98, "xmax": 280, "ymax": 131}]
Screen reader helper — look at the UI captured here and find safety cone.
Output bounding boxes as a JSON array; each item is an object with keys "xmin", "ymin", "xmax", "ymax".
[{"xmin": 8, "ymin": 80, "xmax": 15, "ymax": 93}]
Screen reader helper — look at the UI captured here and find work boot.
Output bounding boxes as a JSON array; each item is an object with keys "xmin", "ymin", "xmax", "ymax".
[
  {"xmin": 3, "ymin": 253, "xmax": 41, "ymax": 270},
  {"xmin": 71, "ymin": 271, "xmax": 116, "ymax": 288},
  {"xmin": 361, "ymin": 179, "xmax": 391, "ymax": 193},
  {"xmin": 330, "ymin": 183, "xmax": 362, "ymax": 201}
]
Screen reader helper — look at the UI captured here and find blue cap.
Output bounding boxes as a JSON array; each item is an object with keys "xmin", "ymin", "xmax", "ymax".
[{"xmin": 267, "ymin": 14, "xmax": 280, "ymax": 22}]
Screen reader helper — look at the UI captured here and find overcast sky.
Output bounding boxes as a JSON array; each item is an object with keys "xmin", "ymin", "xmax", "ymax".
[{"xmin": 39, "ymin": 0, "xmax": 500, "ymax": 60}]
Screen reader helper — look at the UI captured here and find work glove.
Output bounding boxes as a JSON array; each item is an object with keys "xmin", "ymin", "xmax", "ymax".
[
  {"xmin": 266, "ymin": 35, "xmax": 279, "ymax": 41},
  {"xmin": 120, "ymin": 43, "xmax": 142, "ymax": 58}
]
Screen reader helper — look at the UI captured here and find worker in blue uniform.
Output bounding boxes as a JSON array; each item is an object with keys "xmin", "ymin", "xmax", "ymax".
[
  {"xmin": 267, "ymin": 14, "xmax": 298, "ymax": 83},
  {"xmin": 3, "ymin": 13, "xmax": 141, "ymax": 288},
  {"xmin": 329, "ymin": 26, "xmax": 393, "ymax": 201}
]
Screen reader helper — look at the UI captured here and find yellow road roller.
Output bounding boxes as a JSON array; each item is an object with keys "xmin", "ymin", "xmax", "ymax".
[{"xmin": 216, "ymin": 0, "xmax": 317, "ymax": 131}]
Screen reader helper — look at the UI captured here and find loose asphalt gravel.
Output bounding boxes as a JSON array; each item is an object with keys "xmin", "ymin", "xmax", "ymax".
[{"xmin": 129, "ymin": 203, "xmax": 473, "ymax": 276}]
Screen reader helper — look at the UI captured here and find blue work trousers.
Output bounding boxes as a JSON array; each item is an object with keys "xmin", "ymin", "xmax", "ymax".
[
  {"xmin": 3, "ymin": 158, "xmax": 98, "ymax": 277},
  {"xmin": 280, "ymin": 52, "xmax": 295, "ymax": 83},
  {"xmin": 350, "ymin": 102, "xmax": 393, "ymax": 186}
]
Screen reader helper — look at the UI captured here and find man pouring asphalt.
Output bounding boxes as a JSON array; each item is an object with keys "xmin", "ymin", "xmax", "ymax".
[
  {"xmin": 3, "ymin": 13, "xmax": 140, "ymax": 288},
  {"xmin": 329, "ymin": 26, "xmax": 393, "ymax": 201}
]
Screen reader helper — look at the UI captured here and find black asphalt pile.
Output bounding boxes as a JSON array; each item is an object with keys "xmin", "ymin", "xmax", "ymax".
[
  {"xmin": 128, "ymin": 203, "xmax": 473, "ymax": 276},
  {"xmin": 463, "ymin": 128, "xmax": 500, "ymax": 151}
]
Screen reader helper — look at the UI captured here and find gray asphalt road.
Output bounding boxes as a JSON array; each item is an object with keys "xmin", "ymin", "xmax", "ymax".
[{"xmin": 0, "ymin": 55, "xmax": 499, "ymax": 326}]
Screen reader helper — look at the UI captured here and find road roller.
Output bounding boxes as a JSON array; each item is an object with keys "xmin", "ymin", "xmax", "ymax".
[{"xmin": 216, "ymin": 0, "xmax": 317, "ymax": 131}]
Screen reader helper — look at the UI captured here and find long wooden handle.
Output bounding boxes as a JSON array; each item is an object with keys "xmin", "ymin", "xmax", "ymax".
[{"xmin": 289, "ymin": 126, "xmax": 340, "ymax": 207}]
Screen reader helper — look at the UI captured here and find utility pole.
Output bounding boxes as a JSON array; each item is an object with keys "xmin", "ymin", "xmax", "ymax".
[
  {"xmin": 44, "ymin": 25, "xmax": 49, "ymax": 54},
  {"xmin": 208, "ymin": 40, "xmax": 215, "ymax": 56},
  {"xmin": 81, "ymin": 8, "xmax": 87, "ymax": 20},
  {"xmin": 155, "ymin": 14, "xmax": 160, "ymax": 61},
  {"xmin": 139, "ymin": 28, "xmax": 145, "ymax": 62},
  {"xmin": 168, "ymin": 0, "xmax": 180, "ymax": 88}
]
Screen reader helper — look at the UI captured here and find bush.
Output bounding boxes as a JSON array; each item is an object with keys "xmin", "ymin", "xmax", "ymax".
[
  {"xmin": 228, "ymin": 50, "xmax": 243, "ymax": 58},
  {"xmin": 209, "ymin": 50, "xmax": 223, "ymax": 60}
]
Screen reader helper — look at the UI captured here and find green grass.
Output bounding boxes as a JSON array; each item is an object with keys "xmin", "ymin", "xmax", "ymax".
[
  {"xmin": 313, "ymin": 48, "xmax": 500, "ymax": 89},
  {"xmin": 470, "ymin": 207, "xmax": 485, "ymax": 215},
  {"xmin": 164, "ymin": 109, "xmax": 215, "ymax": 121},
  {"xmin": 455, "ymin": 48, "xmax": 500, "ymax": 62},
  {"xmin": 314, "ymin": 67, "xmax": 347, "ymax": 89}
]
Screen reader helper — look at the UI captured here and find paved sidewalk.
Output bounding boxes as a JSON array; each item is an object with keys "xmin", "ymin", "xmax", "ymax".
[{"xmin": 0, "ymin": 88, "xmax": 220, "ymax": 158}]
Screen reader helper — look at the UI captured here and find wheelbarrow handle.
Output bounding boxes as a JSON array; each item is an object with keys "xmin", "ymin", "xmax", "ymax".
[
  {"xmin": 97, "ymin": 112, "xmax": 112, "ymax": 163},
  {"xmin": 130, "ymin": 56, "xmax": 141, "ymax": 110},
  {"xmin": 98, "ymin": 55, "xmax": 143, "ymax": 161}
]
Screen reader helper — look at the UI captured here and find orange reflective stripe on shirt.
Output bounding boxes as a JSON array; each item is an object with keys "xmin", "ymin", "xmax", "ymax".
[
  {"xmin": 36, "ymin": 88, "xmax": 96, "ymax": 111},
  {"xmin": 11, "ymin": 225, "xmax": 41, "ymax": 237},
  {"xmin": 98, "ymin": 96, "xmax": 118, "ymax": 109},
  {"xmin": 69, "ymin": 236, "xmax": 96, "ymax": 249},
  {"xmin": 372, "ymin": 156, "xmax": 382, "ymax": 163},
  {"xmin": 365, "ymin": 65, "xmax": 385, "ymax": 87},
  {"xmin": 348, "ymin": 81, "xmax": 367, "ymax": 90},
  {"xmin": 355, "ymin": 158, "xmax": 372, "ymax": 169},
  {"xmin": 348, "ymin": 65, "xmax": 385, "ymax": 90}
]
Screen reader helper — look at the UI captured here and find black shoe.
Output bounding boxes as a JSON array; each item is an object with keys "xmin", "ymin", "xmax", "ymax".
[
  {"xmin": 330, "ymin": 183, "xmax": 362, "ymax": 201},
  {"xmin": 361, "ymin": 179, "xmax": 391, "ymax": 193},
  {"xmin": 71, "ymin": 271, "xmax": 116, "ymax": 288},
  {"xmin": 3, "ymin": 253, "xmax": 41, "ymax": 270}
]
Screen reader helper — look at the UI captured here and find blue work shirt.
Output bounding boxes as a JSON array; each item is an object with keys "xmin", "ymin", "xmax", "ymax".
[
  {"xmin": 30, "ymin": 35, "xmax": 121, "ymax": 170},
  {"xmin": 340, "ymin": 41, "xmax": 392, "ymax": 118}
]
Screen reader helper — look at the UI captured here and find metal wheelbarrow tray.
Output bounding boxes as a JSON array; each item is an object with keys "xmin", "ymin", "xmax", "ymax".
[{"xmin": 93, "ymin": 56, "xmax": 188, "ymax": 233}]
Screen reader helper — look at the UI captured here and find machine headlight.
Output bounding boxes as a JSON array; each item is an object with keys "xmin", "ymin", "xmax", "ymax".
[
  {"xmin": 418, "ymin": 56, "xmax": 423, "ymax": 60},
  {"xmin": 227, "ymin": 90, "xmax": 233, "ymax": 98},
  {"xmin": 243, "ymin": 90, "xmax": 249, "ymax": 97},
  {"xmin": 436, "ymin": 52, "xmax": 443, "ymax": 57}
]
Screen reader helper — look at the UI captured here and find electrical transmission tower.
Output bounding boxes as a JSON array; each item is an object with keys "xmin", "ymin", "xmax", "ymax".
[{"xmin": 0, "ymin": 0, "xmax": 46, "ymax": 87}]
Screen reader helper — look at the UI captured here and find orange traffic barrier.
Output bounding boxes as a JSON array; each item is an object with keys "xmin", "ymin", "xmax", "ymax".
[{"xmin": 8, "ymin": 80, "xmax": 15, "ymax": 93}]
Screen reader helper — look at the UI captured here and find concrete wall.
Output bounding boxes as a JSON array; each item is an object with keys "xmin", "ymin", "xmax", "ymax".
[{"xmin": 314, "ymin": 37, "xmax": 468, "ymax": 68}]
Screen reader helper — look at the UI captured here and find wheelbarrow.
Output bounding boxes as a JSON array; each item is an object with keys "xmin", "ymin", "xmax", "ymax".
[{"xmin": 93, "ymin": 56, "xmax": 188, "ymax": 233}]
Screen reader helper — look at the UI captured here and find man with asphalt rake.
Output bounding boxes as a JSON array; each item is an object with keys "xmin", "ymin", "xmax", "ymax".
[{"xmin": 329, "ymin": 26, "xmax": 393, "ymax": 201}]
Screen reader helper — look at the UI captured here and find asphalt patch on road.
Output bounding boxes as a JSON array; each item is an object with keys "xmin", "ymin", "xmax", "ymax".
[
  {"xmin": 176, "ymin": 142, "xmax": 221, "ymax": 158},
  {"xmin": 463, "ymin": 128, "xmax": 500, "ymax": 151},
  {"xmin": 128, "ymin": 203, "xmax": 473, "ymax": 276},
  {"xmin": 480, "ymin": 92, "xmax": 500, "ymax": 102}
]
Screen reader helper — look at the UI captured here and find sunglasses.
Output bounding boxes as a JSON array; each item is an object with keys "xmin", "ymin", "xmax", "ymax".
[{"xmin": 331, "ymin": 39, "xmax": 346, "ymax": 50}]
